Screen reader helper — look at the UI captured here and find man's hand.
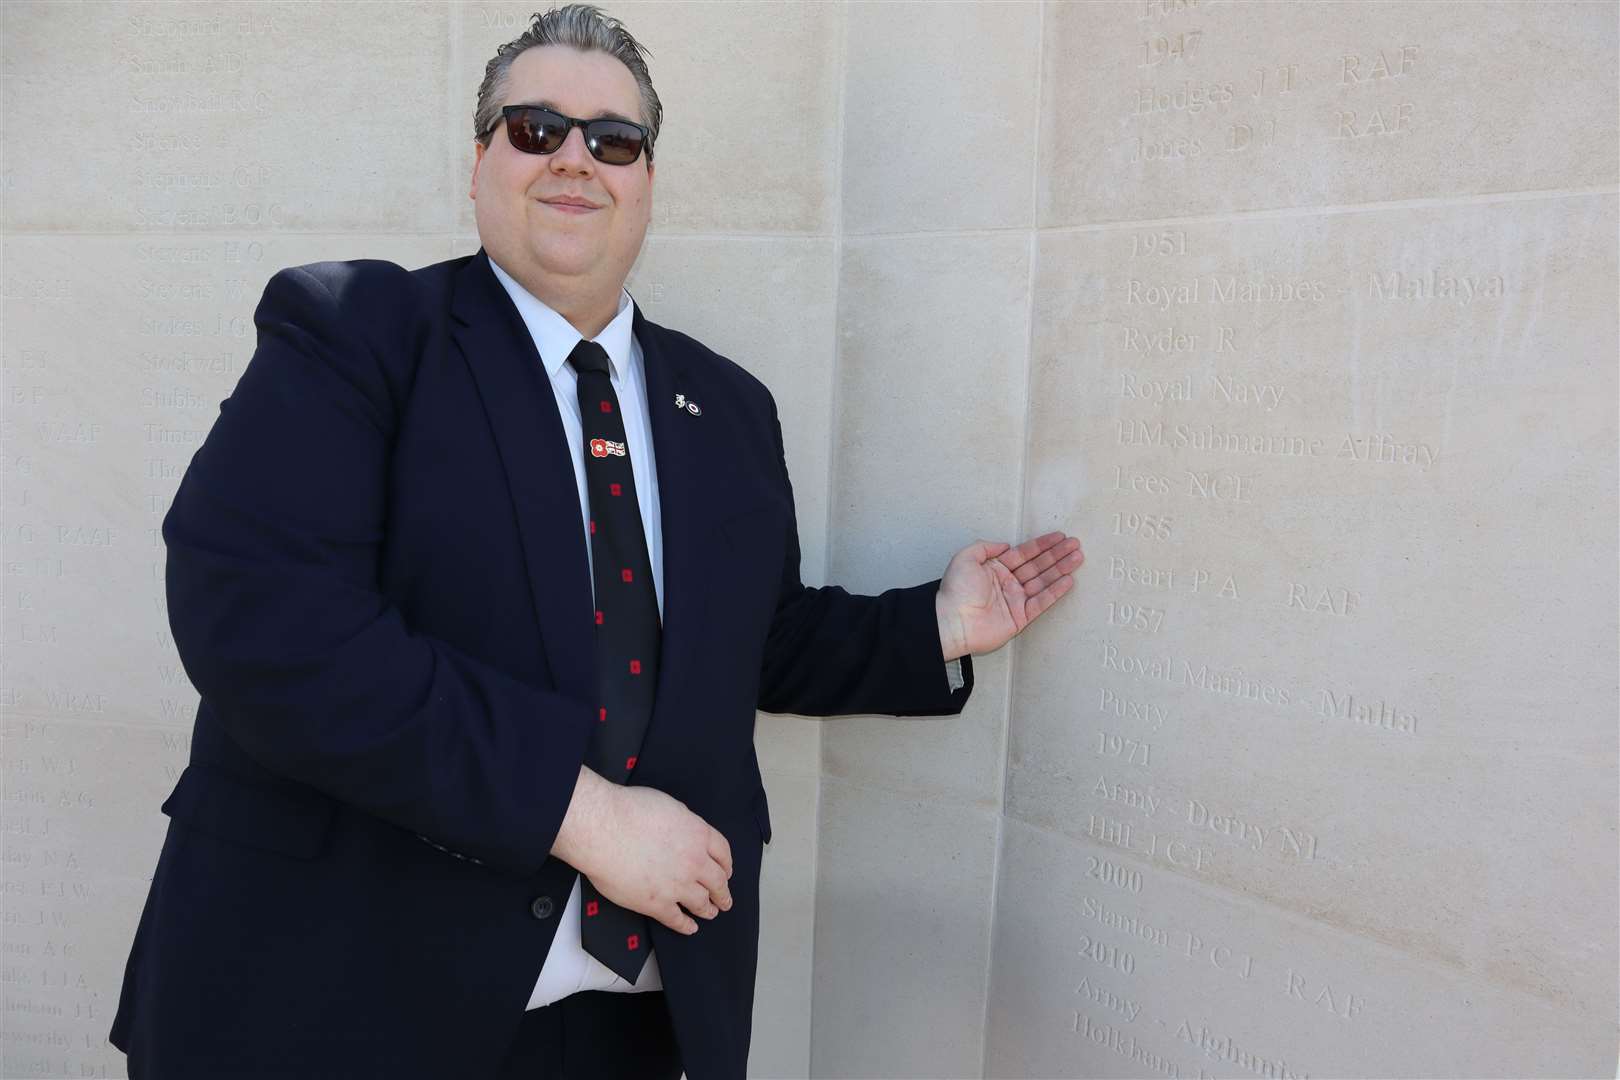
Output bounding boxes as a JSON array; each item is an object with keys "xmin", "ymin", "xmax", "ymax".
[
  {"xmin": 572, "ymin": 780, "xmax": 735, "ymax": 936},
  {"xmin": 935, "ymin": 531, "xmax": 1083, "ymax": 660}
]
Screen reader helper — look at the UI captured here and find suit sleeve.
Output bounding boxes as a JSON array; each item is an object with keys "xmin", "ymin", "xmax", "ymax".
[
  {"xmin": 161, "ymin": 264, "xmax": 594, "ymax": 877},
  {"xmin": 754, "ymin": 393, "xmax": 974, "ymax": 717}
]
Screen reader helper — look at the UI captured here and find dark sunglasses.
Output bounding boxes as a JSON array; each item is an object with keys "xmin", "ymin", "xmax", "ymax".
[{"xmin": 495, "ymin": 104, "xmax": 649, "ymax": 166}]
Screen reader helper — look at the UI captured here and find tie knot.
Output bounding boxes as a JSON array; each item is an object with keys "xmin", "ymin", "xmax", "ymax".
[{"xmin": 566, "ymin": 338, "xmax": 611, "ymax": 377}]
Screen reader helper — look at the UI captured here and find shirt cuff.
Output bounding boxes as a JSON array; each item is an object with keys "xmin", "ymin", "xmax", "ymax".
[{"xmin": 945, "ymin": 656, "xmax": 965, "ymax": 692}]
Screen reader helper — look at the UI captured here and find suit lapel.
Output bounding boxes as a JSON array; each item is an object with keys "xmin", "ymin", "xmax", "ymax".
[
  {"xmin": 451, "ymin": 250, "xmax": 596, "ymax": 705},
  {"xmin": 450, "ymin": 249, "xmax": 716, "ymax": 748}
]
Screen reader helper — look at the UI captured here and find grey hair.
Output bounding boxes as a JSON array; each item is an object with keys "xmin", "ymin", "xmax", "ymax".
[{"xmin": 472, "ymin": 4, "xmax": 662, "ymax": 167}]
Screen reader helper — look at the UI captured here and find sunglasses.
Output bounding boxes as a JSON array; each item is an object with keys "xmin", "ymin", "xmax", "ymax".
[{"xmin": 495, "ymin": 105, "xmax": 650, "ymax": 166}]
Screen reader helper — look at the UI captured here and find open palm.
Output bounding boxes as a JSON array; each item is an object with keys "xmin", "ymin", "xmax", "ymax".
[{"xmin": 936, "ymin": 531, "xmax": 1084, "ymax": 660}]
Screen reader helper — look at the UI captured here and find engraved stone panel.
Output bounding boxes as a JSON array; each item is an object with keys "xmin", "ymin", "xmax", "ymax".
[
  {"xmin": 987, "ymin": 815, "xmax": 1611, "ymax": 1078},
  {"xmin": 1042, "ymin": 0, "xmax": 1619, "ymax": 225},
  {"xmin": 1009, "ymin": 189, "xmax": 1618, "ymax": 1073}
]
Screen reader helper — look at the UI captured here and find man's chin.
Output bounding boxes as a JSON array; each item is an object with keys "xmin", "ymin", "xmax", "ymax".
[{"xmin": 529, "ymin": 249, "xmax": 601, "ymax": 277}]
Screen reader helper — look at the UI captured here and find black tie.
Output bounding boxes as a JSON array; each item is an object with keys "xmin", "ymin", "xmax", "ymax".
[{"xmin": 566, "ymin": 338, "xmax": 661, "ymax": 984}]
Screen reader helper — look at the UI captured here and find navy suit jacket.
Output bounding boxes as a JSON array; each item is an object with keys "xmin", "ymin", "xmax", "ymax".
[{"xmin": 109, "ymin": 247, "xmax": 974, "ymax": 1079}]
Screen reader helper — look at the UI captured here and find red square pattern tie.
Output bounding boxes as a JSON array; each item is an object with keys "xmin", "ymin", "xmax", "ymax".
[{"xmin": 566, "ymin": 338, "xmax": 661, "ymax": 984}]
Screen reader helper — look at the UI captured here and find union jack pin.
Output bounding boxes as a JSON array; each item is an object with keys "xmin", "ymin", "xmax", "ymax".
[
  {"xmin": 674, "ymin": 393, "xmax": 701, "ymax": 416},
  {"xmin": 589, "ymin": 437, "xmax": 627, "ymax": 458}
]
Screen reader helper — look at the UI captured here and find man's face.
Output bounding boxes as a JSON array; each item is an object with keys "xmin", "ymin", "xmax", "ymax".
[{"xmin": 470, "ymin": 45, "xmax": 655, "ymax": 299}]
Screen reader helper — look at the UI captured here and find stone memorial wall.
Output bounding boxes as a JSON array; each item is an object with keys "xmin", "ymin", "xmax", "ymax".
[
  {"xmin": 2, "ymin": 3, "xmax": 1615, "ymax": 1077},
  {"xmin": 1019, "ymin": 9, "xmax": 1620, "ymax": 1079},
  {"xmin": 819, "ymin": 2, "xmax": 1618, "ymax": 1077}
]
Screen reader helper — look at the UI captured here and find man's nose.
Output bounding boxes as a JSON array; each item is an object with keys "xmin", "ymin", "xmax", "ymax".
[{"xmin": 549, "ymin": 124, "xmax": 595, "ymax": 172}]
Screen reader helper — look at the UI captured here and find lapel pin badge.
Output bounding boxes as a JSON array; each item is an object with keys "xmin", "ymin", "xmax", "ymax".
[{"xmin": 674, "ymin": 392, "xmax": 701, "ymax": 416}]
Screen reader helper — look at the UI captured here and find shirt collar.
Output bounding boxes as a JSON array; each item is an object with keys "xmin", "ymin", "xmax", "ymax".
[{"xmin": 486, "ymin": 253, "xmax": 636, "ymax": 382}]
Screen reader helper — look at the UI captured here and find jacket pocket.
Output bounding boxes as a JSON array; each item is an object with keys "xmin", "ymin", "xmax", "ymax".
[{"xmin": 161, "ymin": 762, "xmax": 337, "ymax": 861}]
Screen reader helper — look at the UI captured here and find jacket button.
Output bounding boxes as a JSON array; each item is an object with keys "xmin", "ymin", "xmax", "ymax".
[{"xmin": 530, "ymin": 895, "xmax": 555, "ymax": 920}]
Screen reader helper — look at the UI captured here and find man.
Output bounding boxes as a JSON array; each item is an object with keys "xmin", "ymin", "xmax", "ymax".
[{"xmin": 108, "ymin": 5, "xmax": 1083, "ymax": 1078}]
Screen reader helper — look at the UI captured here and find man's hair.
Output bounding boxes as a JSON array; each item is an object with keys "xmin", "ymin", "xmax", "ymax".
[{"xmin": 473, "ymin": 3, "xmax": 663, "ymax": 167}]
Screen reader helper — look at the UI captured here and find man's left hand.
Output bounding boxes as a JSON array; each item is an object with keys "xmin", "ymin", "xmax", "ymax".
[{"xmin": 935, "ymin": 531, "xmax": 1084, "ymax": 661}]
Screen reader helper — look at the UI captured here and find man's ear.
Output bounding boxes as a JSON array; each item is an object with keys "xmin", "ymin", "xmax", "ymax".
[{"xmin": 470, "ymin": 142, "xmax": 486, "ymax": 201}]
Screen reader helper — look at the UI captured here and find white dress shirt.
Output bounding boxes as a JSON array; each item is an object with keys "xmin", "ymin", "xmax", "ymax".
[
  {"xmin": 488, "ymin": 256, "xmax": 667, "ymax": 1009},
  {"xmin": 487, "ymin": 255, "xmax": 964, "ymax": 1011}
]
